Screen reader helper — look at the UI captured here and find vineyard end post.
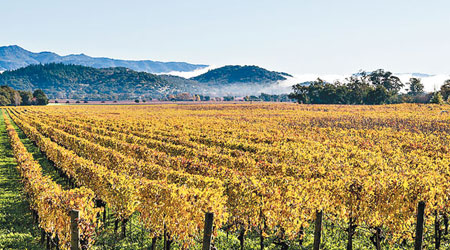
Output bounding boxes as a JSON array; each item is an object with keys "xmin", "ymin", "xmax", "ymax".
[
  {"xmin": 70, "ymin": 209, "xmax": 81, "ymax": 250},
  {"xmin": 414, "ymin": 201, "xmax": 425, "ymax": 250},
  {"xmin": 202, "ymin": 212, "xmax": 214, "ymax": 250},
  {"xmin": 313, "ymin": 210, "xmax": 323, "ymax": 250}
]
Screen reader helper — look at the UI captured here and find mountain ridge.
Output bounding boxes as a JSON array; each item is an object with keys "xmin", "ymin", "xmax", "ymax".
[{"xmin": 0, "ymin": 45, "xmax": 208, "ymax": 73}]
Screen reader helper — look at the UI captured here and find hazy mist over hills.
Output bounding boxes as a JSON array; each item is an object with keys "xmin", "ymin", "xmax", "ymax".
[{"xmin": 0, "ymin": 45, "xmax": 449, "ymax": 99}]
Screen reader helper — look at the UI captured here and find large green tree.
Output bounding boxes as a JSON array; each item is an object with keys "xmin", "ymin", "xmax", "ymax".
[
  {"xmin": 346, "ymin": 75, "xmax": 372, "ymax": 104},
  {"xmin": 407, "ymin": 78, "xmax": 424, "ymax": 95},
  {"xmin": 0, "ymin": 95, "xmax": 10, "ymax": 106},
  {"xmin": 440, "ymin": 79, "xmax": 450, "ymax": 100},
  {"xmin": 430, "ymin": 91, "xmax": 444, "ymax": 104},
  {"xmin": 364, "ymin": 85, "xmax": 389, "ymax": 104},
  {"xmin": 289, "ymin": 84, "xmax": 309, "ymax": 104},
  {"xmin": 18, "ymin": 90, "xmax": 33, "ymax": 105},
  {"xmin": 366, "ymin": 69, "xmax": 403, "ymax": 93},
  {"xmin": 33, "ymin": 89, "xmax": 49, "ymax": 105}
]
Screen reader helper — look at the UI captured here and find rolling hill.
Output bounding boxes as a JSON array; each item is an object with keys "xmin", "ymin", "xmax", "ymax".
[
  {"xmin": 0, "ymin": 63, "xmax": 206, "ymax": 100},
  {"xmin": 191, "ymin": 65, "xmax": 292, "ymax": 84},
  {"xmin": 0, "ymin": 63, "xmax": 293, "ymax": 100}
]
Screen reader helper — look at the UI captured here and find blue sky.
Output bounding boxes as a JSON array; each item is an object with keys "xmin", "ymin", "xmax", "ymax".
[{"xmin": 1, "ymin": 0, "xmax": 449, "ymax": 74}]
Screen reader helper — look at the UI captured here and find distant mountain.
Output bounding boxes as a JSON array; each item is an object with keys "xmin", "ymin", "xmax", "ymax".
[
  {"xmin": 191, "ymin": 65, "xmax": 292, "ymax": 84},
  {"xmin": 411, "ymin": 73, "xmax": 434, "ymax": 78},
  {"xmin": 395, "ymin": 72, "xmax": 435, "ymax": 78},
  {"xmin": 0, "ymin": 45, "xmax": 207, "ymax": 73}
]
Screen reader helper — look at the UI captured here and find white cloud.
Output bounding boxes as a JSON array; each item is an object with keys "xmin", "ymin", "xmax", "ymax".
[{"xmin": 160, "ymin": 65, "xmax": 221, "ymax": 78}]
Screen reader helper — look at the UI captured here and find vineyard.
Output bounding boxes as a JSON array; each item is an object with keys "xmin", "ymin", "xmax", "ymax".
[{"xmin": 1, "ymin": 103, "xmax": 450, "ymax": 249}]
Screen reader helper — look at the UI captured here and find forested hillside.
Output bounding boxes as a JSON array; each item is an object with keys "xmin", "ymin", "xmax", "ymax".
[
  {"xmin": 0, "ymin": 64, "xmax": 291, "ymax": 100},
  {"xmin": 0, "ymin": 63, "xmax": 199, "ymax": 100},
  {"xmin": 191, "ymin": 65, "xmax": 291, "ymax": 84}
]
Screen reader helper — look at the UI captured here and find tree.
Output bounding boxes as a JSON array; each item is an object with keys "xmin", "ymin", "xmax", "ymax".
[
  {"xmin": 364, "ymin": 86, "xmax": 389, "ymax": 105},
  {"xmin": 440, "ymin": 80, "xmax": 450, "ymax": 100},
  {"xmin": 430, "ymin": 92, "xmax": 444, "ymax": 104},
  {"xmin": 33, "ymin": 89, "xmax": 48, "ymax": 105},
  {"xmin": 175, "ymin": 93, "xmax": 193, "ymax": 101},
  {"xmin": 13, "ymin": 91, "xmax": 22, "ymax": 106},
  {"xmin": 367, "ymin": 69, "xmax": 403, "ymax": 93},
  {"xmin": 0, "ymin": 86, "xmax": 26, "ymax": 106},
  {"xmin": 289, "ymin": 84, "xmax": 309, "ymax": 104},
  {"xmin": 223, "ymin": 96, "xmax": 235, "ymax": 101},
  {"xmin": 135, "ymin": 99, "xmax": 140, "ymax": 103},
  {"xmin": 0, "ymin": 95, "xmax": 10, "ymax": 106},
  {"xmin": 0, "ymin": 86, "xmax": 14, "ymax": 105},
  {"xmin": 290, "ymin": 78, "xmax": 359, "ymax": 104},
  {"xmin": 407, "ymin": 78, "xmax": 424, "ymax": 95},
  {"xmin": 346, "ymin": 75, "xmax": 371, "ymax": 104}
]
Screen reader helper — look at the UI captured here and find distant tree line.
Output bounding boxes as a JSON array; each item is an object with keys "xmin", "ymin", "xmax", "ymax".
[
  {"xmin": 289, "ymin": 69, "xmax": 450, "ymax": 105},
  {"xmin": 0, "ymin": 86, "xmax": 48, "ymax": 106},
  {"xmin": 155, "ymin": 92, "xmax": 293, "ymax": 102},
  {"xmin": 212, "ymin": 93, "xmax": 293, "ymax": 102},
  {"xmin": 244, "ymin": 93, "xmax": 292, "ymax": 102},
  {"xmin": 159, "ymin": 93, "xmax": 212, "ymax": 102}
]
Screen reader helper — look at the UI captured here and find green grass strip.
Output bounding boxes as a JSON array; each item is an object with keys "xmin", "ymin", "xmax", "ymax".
[
  {"xmin": 0, "ymin": 109, "xmax": 41, "ymax": 249},
  {"xmin": 6, "ymin": 110, "xmax": 70, "ymax": 189}
]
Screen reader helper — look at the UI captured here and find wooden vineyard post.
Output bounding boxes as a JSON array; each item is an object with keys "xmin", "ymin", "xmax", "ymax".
[
  {"xmin": 202, "ymin": 212, "xmax": 214, "ymax": 250},
  {"xmin": 238, "ymin": 229, "xmax": 245, "ymax": 250},
  {"xmin": 103, "ymin": 206, "xmax": 107, "ymax": 224},
  {"xmin": 444, "ymin": 214, "xmax": 449, "ymax": 235},
  {"xmin": 435, "ymin": 210, "xmax": 441, "ymax": 250},
  {"xmin": 415, "ymin": 201, "xmax": 425, "ymax": 250},
  {"xmin": 70, "ymin": 209, "xmax": 81, "ymax": 250},
  {"xmin": 313, "ymin": 210, "xmax": 323, "ymax": 250},
  {"xmin": 150, "ymin": 237, "xmax": 157, "ymax": 250},
  {"xmin": 347, "ymin": 218, "xmax": 355, "ymax": 250},
  {"xmin": 40, "ymin": 228, "xmax": 45, "ymax": 244},
  {"xmin": 163, "ymin": 226, "xmax": 166, "ymax": 250},
  {"xmin": 46, "ymin": 233, "xmax": 50, "ymax": 250},
  {"xmin": 375, "ymin": 227, "xmax": 381, "ymax": 250},
  {"xmin": 122, "ymin": 218, "xmax": 128, "ymax": 239},
  {"xmin": 55, "ymin": 234, "xmax": 60, "ymax": 250}
]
